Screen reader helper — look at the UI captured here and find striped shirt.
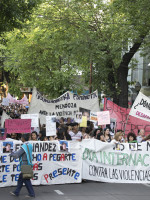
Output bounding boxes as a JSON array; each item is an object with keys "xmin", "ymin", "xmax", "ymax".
[{"xmin": 69, "ymin": 131, "xmax": 82, "ymax": 141}]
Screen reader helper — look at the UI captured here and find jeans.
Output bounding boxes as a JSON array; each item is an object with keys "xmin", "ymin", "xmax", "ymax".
[{"xmin": 14, "ymin": 173, "xmax": 35, "ymax": 197}]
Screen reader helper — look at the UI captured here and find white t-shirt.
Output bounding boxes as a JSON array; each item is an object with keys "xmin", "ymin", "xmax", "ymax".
[{"xmin": 69, "ymin": 131, "xmax": 82, "ymax": 141}]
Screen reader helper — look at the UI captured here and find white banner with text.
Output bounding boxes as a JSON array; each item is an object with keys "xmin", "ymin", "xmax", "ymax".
[
  {"xmin": 28, "ymin": 88, "xmax": 100, "ymax": 124},
  {"xmin": 0, "ymin": 140, "xmax": 82, "ymax": 187},
  {"xmin": 82, "ymin": 139, "xmax": 150, "ymax": 183}
]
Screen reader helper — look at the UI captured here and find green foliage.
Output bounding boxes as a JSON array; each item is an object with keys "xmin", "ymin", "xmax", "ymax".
[
  {"xmin": 2, "ymin": 0, "xmax": 150, "ymax": 101},
  {"xmin": 0, "ymin": 0, "xmax": 42, "ymax": 33}
]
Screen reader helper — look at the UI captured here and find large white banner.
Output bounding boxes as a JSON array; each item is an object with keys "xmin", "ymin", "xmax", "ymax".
[
  {"xmin": 129, "ymin": 92, "xmax": 150, "ymax": 122},
  {"xmin": 82, "ymin": 139, "xmax": 150, "ymax": 183},
  {"xmin": 1, "ymin": 139, "xmax": 150, "ymax": 186},
  {"xmin": 28, "ymin": 88, "xmax": 100, "ymax": 124},
  {"xmin": 0, "ymin": 140, "xmax": 82, "ymax": 187}
]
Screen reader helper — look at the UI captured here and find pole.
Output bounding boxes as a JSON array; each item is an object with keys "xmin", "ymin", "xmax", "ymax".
[
  {"xmin": 89, "ymin": 60, "xmax": 92, "ymax": 93},
  {"xmin": 124, "ymin": 114, "xmax": 130, "ymax": 136}
]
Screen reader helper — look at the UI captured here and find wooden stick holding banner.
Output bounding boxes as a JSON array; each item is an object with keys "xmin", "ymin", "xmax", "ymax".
[{"xmin": 124, "ymin": 114, "xmax": 130, "ymax": 136}]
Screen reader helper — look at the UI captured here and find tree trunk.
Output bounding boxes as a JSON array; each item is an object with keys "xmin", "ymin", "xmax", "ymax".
[
  {"xmin": 117, "ymin": 63, "xmax": 128, "ymax": 108},
  {"xmin": 114, "ymin": 36, "xmax": 145, "ymax": 108}
]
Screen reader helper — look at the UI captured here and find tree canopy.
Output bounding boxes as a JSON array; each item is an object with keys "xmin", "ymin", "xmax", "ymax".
[
  {"xmin": 0, "ymin": 0, "xmax": 42, "ymax": 33},
  {"xmin": 2, "ymin": 0, "xmax": 150, "ymax": 105}
]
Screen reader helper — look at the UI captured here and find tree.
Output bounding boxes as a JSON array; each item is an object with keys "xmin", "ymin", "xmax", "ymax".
[
  {"xmin": 0, "ymin": 0, "xmax": 42, "ymax": 97},
  {"xmin": 0, "ymin": 0, "xmax": 42, "ymax": 33},
  {"xmin": 3, "ymin": 3, "xmax": 79, "ymax": 97},
  {"xmin": 3, "ymin": 0, "xmax": 150, "ymax": 105}
]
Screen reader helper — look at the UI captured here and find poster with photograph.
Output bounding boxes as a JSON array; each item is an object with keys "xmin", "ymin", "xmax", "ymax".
[
  {"xmin": 58, "ymin": 140, "xmax": 70, "ymax": 152},
  {"xmin": 75, "ymin": 112, "xmax": 82, "ymax": 123},
  {"xmin": 110, "ymin": 118, "xmax": 116, "ymax": 135},
  {"xmin": 114, "ymin": 143, "xmax": 121, "ymax": 151},
  {"xmin": 2, "ymin": 141, "xmax": 13, "ymax": 153},
  {"xmin": 79, "ymin": 107, "xmax": 90, "ymax": 121},
  {"xmin": 128, "ymin": 143, "xmax": 137, "ymax": 151},
  {"xmin": 46, "ymin": 116, "xmax": 56, "ymax": 136}
]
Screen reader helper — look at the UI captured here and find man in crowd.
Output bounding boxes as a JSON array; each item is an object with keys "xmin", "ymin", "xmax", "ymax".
[
  {"xmin": 69, "ymin": 122, "xmax": 82, "ymax": 141},
  {"xmin": 9, "ymin": 133, "xmax": 35, "ymax": 198}
]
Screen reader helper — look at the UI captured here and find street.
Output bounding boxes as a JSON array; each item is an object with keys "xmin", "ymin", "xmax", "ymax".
[{"xmin": 0, "ymin": 181, "xmax": 150, "ymax": 200}]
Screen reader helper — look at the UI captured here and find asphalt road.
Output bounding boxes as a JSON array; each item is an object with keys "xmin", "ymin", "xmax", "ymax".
[{"xmin": 1, "ymin": 181, "xmax": 150, "ymax": 200}]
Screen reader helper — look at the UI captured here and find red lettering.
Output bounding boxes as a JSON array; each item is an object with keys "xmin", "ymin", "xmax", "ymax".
[
  {"xmin": 33, "ymin": 163, "xmax": 38, "ymax": 171},
  {"xmin": 60, "ymin": 154, "xmax": 65, "ymax": 161},
  {"xmin": 44, "ymin": 174, "xmax": 49, "ymax": 183},
  {"xmin": 43, "ymin": 153, "xmax": 47, "ymax": 161}
]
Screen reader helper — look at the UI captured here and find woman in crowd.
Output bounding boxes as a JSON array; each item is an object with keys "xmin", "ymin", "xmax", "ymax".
[
  {"xmin": 57, "ymin": 125, "xmax": 72, "ymax": 140},
  {"xmin": 31, "ymin": 131, "xmax": 38, "ymax": 141},
  {"xmin": 97, "ymin": 132, "xmax": 105, "ymax": 142},
  {"xmin": 93, "ymin": 128, "xmax": 101, "ymax": 139},
  {"xmin": 111, "ymin": 132, "xmax": 123, "ymax": 144},
  {"xmin": 104, "ymin": 128, "xmax": 112, "ymax": 142},
  {"xmin": 127, "ymin": 132, "xmax": 137, "ymax": 143},
  {"xmin": 38, "ymin": 130, "xmax": 46, "ymax": 141},
  {"xmin": 43, "ymin": 136, "xmax": 49, "ymax": 141}
]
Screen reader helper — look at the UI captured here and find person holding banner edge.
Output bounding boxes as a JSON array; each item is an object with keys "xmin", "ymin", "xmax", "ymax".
[{"xmin": 9, "ymin": 133, "xmax": 35, "ymax": 198}]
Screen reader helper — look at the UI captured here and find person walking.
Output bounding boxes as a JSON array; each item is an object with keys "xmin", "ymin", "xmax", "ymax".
[{"xmin": 9, "ymin": 133, "xmax": 35, "ymax": 198}]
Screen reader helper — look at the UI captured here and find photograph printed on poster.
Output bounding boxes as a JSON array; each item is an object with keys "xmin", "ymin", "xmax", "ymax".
[
  {"xmin": 79, "ymin": 107, "xmax": 90, "ymax": 121},
  {"xmin": 3, "ymin": 141, "xmax": 13, "ymax": 153},
  {"xmin": 59, "ymin": 140, "xmax": 69, "ymax": 152},
  {"xmin": 129, "ymin": 143, "xmax": 137, "ymax": 151},
  {"xmin": 75, "ymin": 112, "xmax": 82, "ymax": 123},
  {"xmin": 114, "ymin": 143, "xmax": 121, "ymax": 151}
]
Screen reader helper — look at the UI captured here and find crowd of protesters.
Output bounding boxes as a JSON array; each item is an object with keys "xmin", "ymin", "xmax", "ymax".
[{"xmin": 0, "ymin": 104, "xmax": 148, "ymax": 143}]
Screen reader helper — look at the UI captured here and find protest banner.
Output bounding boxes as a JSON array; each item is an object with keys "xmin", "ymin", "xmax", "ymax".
[
  {"xmin": 129, "ymin": 92, "xmax": 150, "ymax": 122},
  {"xmin": 7, "ymin": 93, "xmax": 28, "ymax": 105},
  {"xmin": 0, "ymin": 140, "xmax": 82, "ymax": 187},
  {"xmin": 28, "ymin": 88, "xmax": 100, "ymax": 124},
  {"xmin": 104, "ymin": 98, "xmax": 150, "ymax": 135},
  {"xmin": 5, "ymin": 119, "xmax": 31, "ymax": 133},
  {"xmin": 97, "ymin": 111, "xmax": 110, "ymax": 125},
  {"xmin": 21, "ymin": 114, "xmax": 39, "ymax": 127},
  {"xmin": 2, "ymin": 98, "xmax": 9, "ymax": 106},
  {"xmin": 1, "ymin": 139, "xmax": 150, "ymax": 187},
  {"xmin": 82, "ymin": 139, "xmax": 150, "ymax": 183},
  {"xmin": 46, "ymin": 116, "xmax": 56, "ymax": 136}
]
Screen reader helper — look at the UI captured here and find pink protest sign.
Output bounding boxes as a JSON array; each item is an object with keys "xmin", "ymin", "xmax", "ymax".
[
  {"xmin": 104, "ymin": 98, "xmax": 150, "ymax": 135},
  {"xmin": 97, "ymin": 111, "xmax": 110, "ymax": 125},
  {"xmin": 5, "ymin": 119, "xmax": 31, "ymax": 133}
]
